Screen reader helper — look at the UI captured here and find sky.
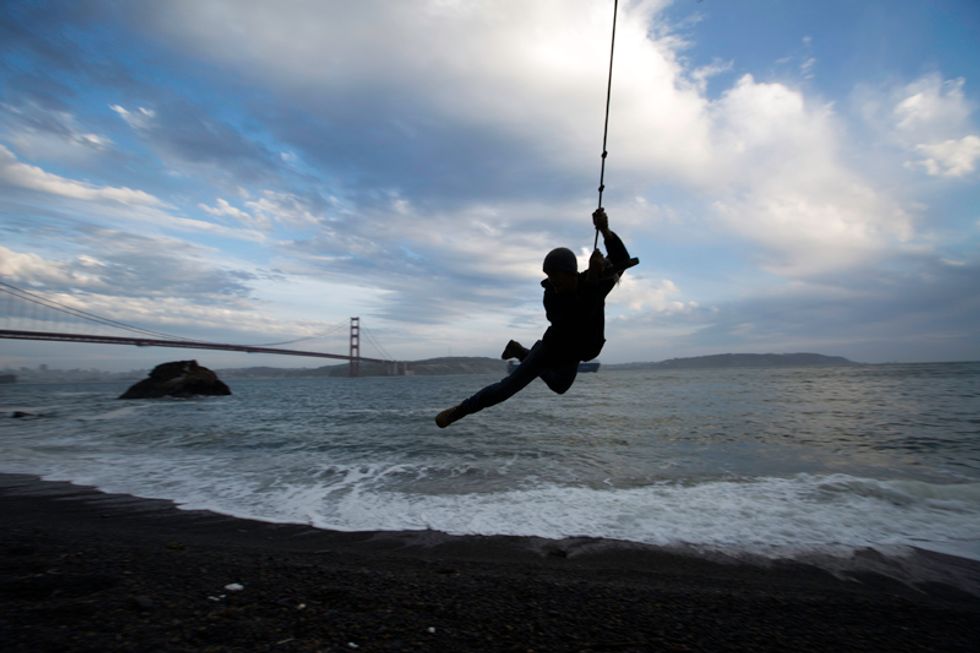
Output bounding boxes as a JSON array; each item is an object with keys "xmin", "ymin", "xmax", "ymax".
[{"xmin": 1, "ymin": 0, "xmax": 978, "ymax": 371}]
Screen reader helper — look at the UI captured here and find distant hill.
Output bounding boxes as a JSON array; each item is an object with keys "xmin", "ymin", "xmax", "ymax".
[
  {"xmin": 608, "ymin": 353, "xmax": 857, "ymax": 370},
  {"xmin": 403, "ymin": 357, "xmax": 508, "ymax": 376},
  {"xmin": 217, "ymin": 353, "xmax": 856, "ymax": 379},
  {"xmin": 1, "ymin": 352, "xmax": 861, "ymax": 384}
]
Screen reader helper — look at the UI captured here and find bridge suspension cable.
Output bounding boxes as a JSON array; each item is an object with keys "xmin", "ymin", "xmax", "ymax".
[
  {"xmin": 0, "ymin": 280, "xmax": 199, "ymax": 342},
  {"xmin": 362, "ymin": 327, "xmax": 395, "ymax": 363},
  {"xmin": 245, "ymin": 320, "xmax": 350, "ymax": 347},
  {"xmin": 1, "ymin": 280, "xmax": 353, "ymax": 350},
  {"xmin": 0, "ymin": 279, "xmax": 400, "ymax": 366}
]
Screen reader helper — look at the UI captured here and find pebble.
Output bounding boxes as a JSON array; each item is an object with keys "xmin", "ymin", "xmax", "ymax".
[{"xmin": 132, "ymin": 595, "xmax": 155, "ymax": 611}]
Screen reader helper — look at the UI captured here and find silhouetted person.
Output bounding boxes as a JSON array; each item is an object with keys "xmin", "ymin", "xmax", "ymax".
[{"xmin": 436, "ymin": 208, "xmax": 632, "ymax": 428}]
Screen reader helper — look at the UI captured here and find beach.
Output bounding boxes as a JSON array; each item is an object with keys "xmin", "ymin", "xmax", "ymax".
[{"xmin": 2, "ymin": 473, "xmax": 978, "ymax": 652}]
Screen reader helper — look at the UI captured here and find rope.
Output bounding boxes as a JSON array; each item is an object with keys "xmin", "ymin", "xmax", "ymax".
[{"xmin": 594, "ymin": 0, "xmax": 619, "ymax": 251}]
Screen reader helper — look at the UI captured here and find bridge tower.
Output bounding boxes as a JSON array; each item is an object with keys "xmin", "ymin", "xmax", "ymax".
[{"xmin": 349, "ymin": 316, "xmax": 360, "ymax": 377}]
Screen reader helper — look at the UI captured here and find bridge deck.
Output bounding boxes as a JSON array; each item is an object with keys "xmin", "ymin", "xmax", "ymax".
[{"xmin": 0, "ymin": 330, "xmax": 392, "ymax": 364}]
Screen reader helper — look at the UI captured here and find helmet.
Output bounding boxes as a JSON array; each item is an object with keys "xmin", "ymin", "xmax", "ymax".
[{"xmin": 542, "ymin": 247, "xmax": 578, "ymax": 274}]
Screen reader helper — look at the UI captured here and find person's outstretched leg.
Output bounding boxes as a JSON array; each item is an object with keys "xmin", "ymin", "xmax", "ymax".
[{"xmin": 435, "ymin": 341, "xmax": 546, "ymax": 428}]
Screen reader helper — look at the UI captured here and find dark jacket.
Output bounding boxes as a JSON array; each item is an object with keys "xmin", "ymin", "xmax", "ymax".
[{"xmin": 540, "ymin": 230, "xmax": 631, "ymax": 364}]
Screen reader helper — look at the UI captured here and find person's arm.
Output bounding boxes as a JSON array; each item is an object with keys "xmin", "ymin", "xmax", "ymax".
[{"xmin": 592, "ymin": 208, "xmax": 630, "ymax": 265}]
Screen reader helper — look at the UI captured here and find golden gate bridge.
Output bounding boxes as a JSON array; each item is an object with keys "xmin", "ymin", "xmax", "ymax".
[{"xmin": 0, "ymin": 280, "xmax": 405, "ymax": 376}]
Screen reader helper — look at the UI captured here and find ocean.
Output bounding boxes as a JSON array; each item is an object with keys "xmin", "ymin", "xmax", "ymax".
[{"xmin": 2, "ymin": 363, "xmax": 979, "ymax": 568}]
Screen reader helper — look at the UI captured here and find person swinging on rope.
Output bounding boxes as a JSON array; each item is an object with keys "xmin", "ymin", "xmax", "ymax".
[{"xmin": 435, "ymin": 208, "xmax": 633, "ymax": 428}]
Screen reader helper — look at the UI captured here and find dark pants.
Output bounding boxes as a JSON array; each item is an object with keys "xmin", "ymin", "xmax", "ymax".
[{"xmin": 458, "ymin": 340, "xmax": 578, "ymax": 416}]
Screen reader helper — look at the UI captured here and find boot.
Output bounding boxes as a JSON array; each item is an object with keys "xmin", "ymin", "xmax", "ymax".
[
  {"xmin": 500, "ymin": 339, "xmax": 529, "ymax": 362},
  {"xmin": 435, "ymin": 404, "xmax": 465, "ymax": 428}
]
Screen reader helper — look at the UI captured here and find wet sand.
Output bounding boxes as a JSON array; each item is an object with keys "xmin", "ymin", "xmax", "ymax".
[{"xmin": 1, "ymin": 473, "xmax": 978, "ymax": 652}]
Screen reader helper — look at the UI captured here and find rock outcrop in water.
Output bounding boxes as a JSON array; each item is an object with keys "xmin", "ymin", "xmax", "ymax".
[{"xmin": 118, "ymin": 360, "xmax": 231, "ymax": 399}]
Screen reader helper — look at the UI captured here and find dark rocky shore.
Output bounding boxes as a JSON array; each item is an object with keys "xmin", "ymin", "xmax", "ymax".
[{"xmin": 1, "ymin": 474, "xmax": 978, "ymax": 652}]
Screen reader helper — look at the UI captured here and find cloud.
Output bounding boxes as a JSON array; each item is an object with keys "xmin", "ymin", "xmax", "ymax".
[
  {"xmin": 0, "ymin": 144, "xmax": 165, "ymax": 206},
  {"xmin": 800, "ymin": 57, "xmax": 816, "ymax": 80},
  {"xmin": 116, "ymin": 1, "xmax": 920, "ymax": 284},
  {"xmin": 913, "ymin": 135, "xmax": 980, "ymax": 178},
  {"xmin": 0, "ymin": 233, "xmax": 254, "ymax": 299},
  {"xmin": 0, "ymin": 244, "xmax": 102, "ymax": 288},
  {"xmin": 199, "ymin": 197, "xmax": 254, "ymax": 224},
  {"xmin": 863, "ymin": 74, "xmax": 980, "ymax": 179},
  {"xmin": 0, "ymin": 144, "xmax": 272, "ymax": 245},
  {"xmin": 0, "ymin": 101, "xmax": 112, "ymax": 162},
  {"xmin": 691, "ymin": 58, "xmax": 733, "ymax": 93},
  {"xmin": 2, "ymin": 172, "xmax": 273, "ymax": 264},
  {"xmin": 109, "ymin": 104, "xmax": 156, "ymax": 129},
  {"xmin": 110, "ymin": 101, "xmax": 280, "ymax": 185},
  {"xmin": 200, "ymin": 190, "xmax": 337, "ymax": 234},
  {"xmin": 711, "ymin": 185, "xmax": 913, "ymax": 276},
  {"xmin": 893, "ymin": 76, "xmax": 973, "ymax": 141},
  {"xmin": 126, "ymin": 0, "xmax": 915, "ymax": 281},
  {"xmin": 705, "ymin": 75, "xmax": 915, "ymax": 275},
  {"xmin": 116, "ymin": 0, "xmax": 709, "ymax": 200},
  {"xmin": 608, "ymin": 275, "xmax": 698, "ymax": 315},
  {"xmin": 269, "ymin": 195, "xmax": 584, "ymax": 328},
  {"xmin": 244, "ymin": 191, "xmax": 325, "ymax": 229}
]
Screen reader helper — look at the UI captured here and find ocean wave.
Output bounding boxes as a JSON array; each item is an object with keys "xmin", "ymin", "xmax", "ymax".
[{"xmin": 78, "ymin": 466, "xmax": 977, "ymax": 563}]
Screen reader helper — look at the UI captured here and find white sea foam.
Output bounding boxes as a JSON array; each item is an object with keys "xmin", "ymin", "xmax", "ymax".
[
  {"xmin": 304, "ymin": 474, "xmax": 980, "ymax": 560},
  {"xmin": 79, "ymin": 404, "xmax": 152, "ymax": 421},
  {"xmin": 87, "ymin": 463, "xmax": 978, "ymax": 562}
]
